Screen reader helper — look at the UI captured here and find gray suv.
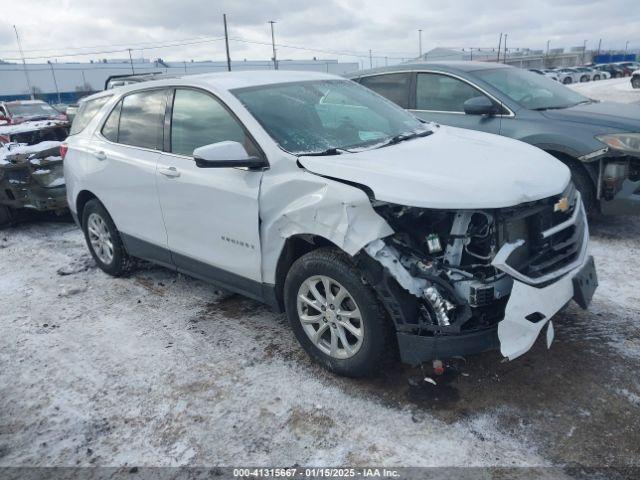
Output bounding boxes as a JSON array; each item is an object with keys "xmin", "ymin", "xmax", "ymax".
[{"xmin": 349, "ymin": 62, "xmax": 640, "ymax": 215}]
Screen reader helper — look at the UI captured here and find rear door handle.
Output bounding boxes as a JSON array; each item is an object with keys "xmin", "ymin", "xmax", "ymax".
[
  {"xmin": 158, "ymin": 166, "xmax": 180, "ymax": 178},
  {"xmin": 93, "ymin": 150, "xmax": 106, "ymax": 161}
]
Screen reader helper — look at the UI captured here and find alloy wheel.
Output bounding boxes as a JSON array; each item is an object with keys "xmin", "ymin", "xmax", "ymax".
[
  {"xmin": 296, "ymin": 275, "xmax": 364, "ymax": 359},
  {"xmin": 87, "ymin": 213, "xmax": 114, "ymax": 265}
]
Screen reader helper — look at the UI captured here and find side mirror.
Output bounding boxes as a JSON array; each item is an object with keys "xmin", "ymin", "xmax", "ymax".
[
  {"xmin": 463, "ymin": 96, "xmax": 500, "ymax": 116},
  {"xmin": 193, "ymin": 141, "xmax": 267, "ymax": 169}
]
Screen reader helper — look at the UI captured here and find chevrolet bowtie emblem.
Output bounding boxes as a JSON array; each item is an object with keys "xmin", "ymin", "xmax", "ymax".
[{"xmin": 554, "ymin": 196, "xmax": 570, "ymax": 213}]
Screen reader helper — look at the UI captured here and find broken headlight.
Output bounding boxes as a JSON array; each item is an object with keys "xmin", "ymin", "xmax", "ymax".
[{"xmin": 596, "ymin": 133, "xmax": 640, "ymax": 155}]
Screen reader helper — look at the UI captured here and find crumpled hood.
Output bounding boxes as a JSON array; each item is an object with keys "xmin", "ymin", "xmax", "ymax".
[
  {"xmin": 299, "ymin": 125, "xmax": 570, "ymax": 209},
  {"xmin": 541, "ymin": 101, "xmax": 640, "ymax": 131}
]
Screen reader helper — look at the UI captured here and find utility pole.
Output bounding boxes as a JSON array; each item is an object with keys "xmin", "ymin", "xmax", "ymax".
[
  {"xmin": 497, "ymin": 33, "xmax": 502, "ymax": 63},
  {"xmin": 128, "ymin": 48, "xmax": 135, "ymax": 74},
  {"xmin": 48, "ymin": 61, "xmax": 61, "ymax": 104},
  {"xmin": 503, "ymin": 34, "xmax": 508, "ymax": 64},
  {"xmin": 583, "ymin": 40, "xmax": 587, "ymax": 65},
  {"xmin": 545, "ymin": 39, "xmax": 550, "ymax": 68},
  {"xmin": 369, "ymin": 49, "xmax": 372, "ymax": 69},
  {"xmin": 13, "ymin": 25, "xmax": 34, "ymax": 100},
  {"xmin": 384, "ymin": 56, "xmax": 388, "ymax": 66},
  {"xmin": 624, "ymin": 41, "xmax": 629, "ymax": 57},
  {"xmin": 470, "ymin": 47, "xmax": 473, "ymax": 61},
  {"xmin": 418, "ymin": 29, "xmax": 423, "ymax": 58},
  {"xmin": 268, "ymin": 21, "xmax": 277, "ymax": 70},
  {"xmin": 223, "ymin": 14, "xmax": 231, "ymax": 71},
  {"xmin": 596, "ymin": 38, "xmax": 602, "ymax": 58}
]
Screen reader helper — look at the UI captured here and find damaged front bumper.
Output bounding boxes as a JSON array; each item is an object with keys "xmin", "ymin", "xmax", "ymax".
[{"xmin": 383, "ymin": 192, "xmax": 598, "ymax": 366}]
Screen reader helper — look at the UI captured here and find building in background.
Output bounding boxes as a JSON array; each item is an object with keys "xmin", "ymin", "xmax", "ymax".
[
  {"xmin": 418, "ymin": 46, "xmax": 630, "ymax": 69},
  {"xmin": 0, "ymin": 58, "xmax": 359, "ymax": 103}
]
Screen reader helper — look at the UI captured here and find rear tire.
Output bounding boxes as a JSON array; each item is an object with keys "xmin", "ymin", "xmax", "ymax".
[
  {"xmin": 563, "ymin": 77, "xmax": 572, "ymax": 84},
  {"xmin": 81, "ymin": 199, "xmax": 133, "ymax": 276},
  {"xmin": 593, "ymin": 74, "xmax": 600, "ymax": 81},
  {"xmin": 284, "ymin": 247, "xmax": 392, "ymax": 378},
  {"xmin": 632, "ymin": 77, "xmax": 640, "ymax": 89}
]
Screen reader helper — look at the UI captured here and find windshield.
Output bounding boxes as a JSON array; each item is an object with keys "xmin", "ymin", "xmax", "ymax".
[
  {"xmin": 232, "ymin": 80, "xmax": 428, "ymax": 155},
  {"xmin": 474, "ymin": 68, "xmax": 590, "ymax": 111},
  {"xmin": 7, "ymin": 102, "xmax": 59, "ymax": 118}
]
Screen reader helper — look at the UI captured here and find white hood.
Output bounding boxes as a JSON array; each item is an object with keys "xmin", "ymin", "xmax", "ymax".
[{"xmin": 298, "ymin": 126, "xmax": 570, "ymax": 209}]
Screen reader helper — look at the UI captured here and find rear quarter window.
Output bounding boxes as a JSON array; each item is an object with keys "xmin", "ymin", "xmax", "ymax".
[{"xmin": 70, "ymin": 96, "xmax": 112, "ymax": 135}]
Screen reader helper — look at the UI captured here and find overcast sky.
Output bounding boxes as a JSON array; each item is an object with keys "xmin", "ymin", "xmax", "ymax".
[{"xmin": 1, "ymin": 0, "xmax": 638, "ymax": 67}]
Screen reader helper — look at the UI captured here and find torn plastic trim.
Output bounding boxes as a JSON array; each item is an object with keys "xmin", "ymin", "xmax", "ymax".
[{"xmin": 364, "ymin": 239, "xmax": 427, "ymax": 296}]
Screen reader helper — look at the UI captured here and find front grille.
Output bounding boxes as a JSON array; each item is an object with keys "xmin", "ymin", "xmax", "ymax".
[{"xmin": 492, "ymin": 185, "xmax": 587, "ymax": 286}]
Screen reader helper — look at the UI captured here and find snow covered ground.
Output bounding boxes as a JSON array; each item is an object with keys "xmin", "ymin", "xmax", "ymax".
[
  {"xmin": 568, "ymin": 77, "xmax": 640, "ymax": 104},
  {"xmin": 0, "ymin": 216, "xmax": 639, "ymax": 474}
]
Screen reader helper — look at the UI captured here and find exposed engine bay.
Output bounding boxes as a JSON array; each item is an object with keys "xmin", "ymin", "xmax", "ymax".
[{"xmin": 355, "ymin": 182, "xmax": 596, "ymax": 364}]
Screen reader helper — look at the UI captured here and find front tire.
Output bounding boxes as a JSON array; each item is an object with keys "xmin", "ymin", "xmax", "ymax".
[
  {"xmin": 632, "ymin": 77, "xmax": 640, "ymax": 89},
  {"xmin": 563, "ymin": 77, "xmax": 572, "ymax": 84},
  {"xmin": 570, "ymin": 166, "xmax": 597, "ymax": 216},
  {"xmin": 81, "ymin": 199, "xmax": 132, "ymax": 276},
  {"xmin": 284, "ymin": 248, "xmax": 392, "ymax": 378}
]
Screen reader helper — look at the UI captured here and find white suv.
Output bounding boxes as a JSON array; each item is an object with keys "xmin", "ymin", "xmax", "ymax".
[{"xmin": 63, "ymin": 71, "xmax": 597, "ymax": 377}]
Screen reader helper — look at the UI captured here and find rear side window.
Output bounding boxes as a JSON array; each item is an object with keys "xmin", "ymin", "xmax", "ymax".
[
  {"xmin": 70, "ymin": 96, "xmax": 111, "ymax": 135},
  {"xmin": 358, "ymin": 73, "xmax": 411, "ymax": 109},
  {"xmin": 170, "ymin": 89, "xmax": 256, "ymax": 156},
  {"xmin": 101, "ymin": 100, "xmax": 122, "ymax": 142},
  {"xmin": 117, "ymin": 89, "xmax": 167, "ymax": 149}
]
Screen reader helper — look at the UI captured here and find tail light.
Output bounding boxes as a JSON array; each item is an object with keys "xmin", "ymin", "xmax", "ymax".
[{"xmin": 59, "ymin": 143, "xmax": 68, "ymax": 160}]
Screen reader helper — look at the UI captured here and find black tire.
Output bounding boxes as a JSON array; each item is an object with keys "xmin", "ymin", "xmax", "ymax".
[
  {"xmin": 284, "ymin": 247, "xmax": 392, "ymax": 378},
  {"xmin": 580, "ymin": 75, "xmax": 588, "ymax": 83},
  {"xmin": 570, "ymin": 166, "xmax": 597, "ymax": 216},
  {"xmin": 81, "ymin": 199, "xmax": 133, "ymax": 276},
  {"xmin": 632, "ymin": 77, "xmax": 640, "ymax": 89},
  {"xmin": 563, "ymin": 77, "xmax": 572, "ymax": 84},
  {"xmin": 593, "ymin": 75, "xmax": 600, "ymax": 81}
]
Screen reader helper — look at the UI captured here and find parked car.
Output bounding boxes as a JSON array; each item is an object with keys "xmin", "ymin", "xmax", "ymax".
[
  {"xmin": 63, "ymin": 71, "xmax": 597, "ymax": 377},
  {"xmin": 0, "ymin": 100, "xmax": 68, "ymax": 125},
  {"xmin": 0, "ymin": 141, "xmax": 67, "ymax": 227},
  {"xmin": 613, "ymin": 62, "xmax": 640, "ymax": 77},
  {"xmin": 349, "ymin": 62, "xmax": 640, "ymax": 215},
  {"xmin": 530, "ymin": 69, "xmax": 559, "ymax": 82},
  {"xmin": 632, "ymin": 69, "xmax": 640, "ymax": 89},
  {"xmin": 595, "ymin": 64, "xmax": 625, "ymax": 78},
  {"xmin": 557, "ymin": 67, "xmax": 590, "ymax": 83},
  {"xmin": 590, "ymin": 65, "xmax": 612, "ymax": 80},
  {"xmin": 550, "ymin": 68, "xmax": 581, "ymax": 84},
  {"xmin": 574, "ymin": 67, "xmax": 599, "ymax": 81}
]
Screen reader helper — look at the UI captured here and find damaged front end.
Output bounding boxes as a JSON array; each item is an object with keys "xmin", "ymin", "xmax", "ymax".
[
  {"xmin": 356, "ymin": 183, "xmax": 597, "ymax": 365},
  {"xmin": 0, "ymin": 142, "xmax": 67, "ymax": 216}
]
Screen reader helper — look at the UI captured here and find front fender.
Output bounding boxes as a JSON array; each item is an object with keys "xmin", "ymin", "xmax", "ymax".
[{"xmin": 259, "ymin": 170, "xmax": 393, "ymax": 284}]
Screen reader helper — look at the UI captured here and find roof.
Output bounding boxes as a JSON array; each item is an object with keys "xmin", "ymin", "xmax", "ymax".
[
  {"xmin": 347, "ymin": 61, "xmax": 513, "ymax": 78},
  {"xmin": 187, "ymin": 70, "xmax": 342, "ymax": 90}
]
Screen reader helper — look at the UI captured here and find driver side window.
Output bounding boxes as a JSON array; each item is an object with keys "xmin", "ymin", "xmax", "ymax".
[
  {"xmin": 416, "ymin": 73, "xmax": 486, "ymax": 112},
  {"xmin": 170, "ymin": 89, "xmax": 259, "ymax": 157}
]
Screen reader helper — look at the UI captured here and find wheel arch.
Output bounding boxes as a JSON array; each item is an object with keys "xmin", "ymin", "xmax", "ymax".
[
  {"xmin": 75, "ymin": 190, "xmax": 99, "ymax": 227},
  {"xmin": 272, "ymin": 234, "xmax": 340, "ymax": 311}
]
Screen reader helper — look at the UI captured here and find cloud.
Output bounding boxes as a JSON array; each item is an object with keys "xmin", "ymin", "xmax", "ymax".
[{"xmin": 0, "ymin": 0, "xmax": 637, "ymax": 67}]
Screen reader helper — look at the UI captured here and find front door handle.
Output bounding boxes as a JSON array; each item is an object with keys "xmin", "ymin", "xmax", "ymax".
[
  {"xmin": 93, "ymin": 150, "xmax": 106, "ymax": 161},
  {"xmin": 158, "ymin": 166, "xmax": 180, "ymax": 178}
]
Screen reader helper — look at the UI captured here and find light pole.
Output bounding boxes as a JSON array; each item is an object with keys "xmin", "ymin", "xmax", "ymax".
[
  {"xmin": 268, "ymin": 21, "xmax": 277, "ymax": 70},
  {"xmin": 48, "ymin": 61, "xmax": 61, "ymax": 104},
  {"xmin": 418, "ymin": 29, "xmax": 423, "ymax": 58},
  {"xmin": 223, "ymin": 14, "xmax": 231, "ymax": 71},
  {"xmin": 625, "ymin": 41, "xmax": 629, "ymax": 58},
  {"xmin": 13, "ymin": 25, "xmax": 34, "ymax": 99},
  {"xmin": 583, "ymin": 40, "xmax": 587, "ymax": 65}
]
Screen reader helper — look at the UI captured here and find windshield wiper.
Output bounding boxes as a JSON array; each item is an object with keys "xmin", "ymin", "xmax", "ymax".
[
  {"xmin": 376, "ymin": 129, "xmax": 433, "ymax": 149},
  {"xmin": 302, "ymin": 148, "xmax": 346, "ymax": 156},
  {"xmin": 533, "ymin": 99, "xmax": 596, "ymax": 111}
]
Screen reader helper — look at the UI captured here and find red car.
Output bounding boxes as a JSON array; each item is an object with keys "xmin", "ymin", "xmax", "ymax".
[{"xmin": 0, "ymin": 100, "xmax": 68, "ymax": 125}]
